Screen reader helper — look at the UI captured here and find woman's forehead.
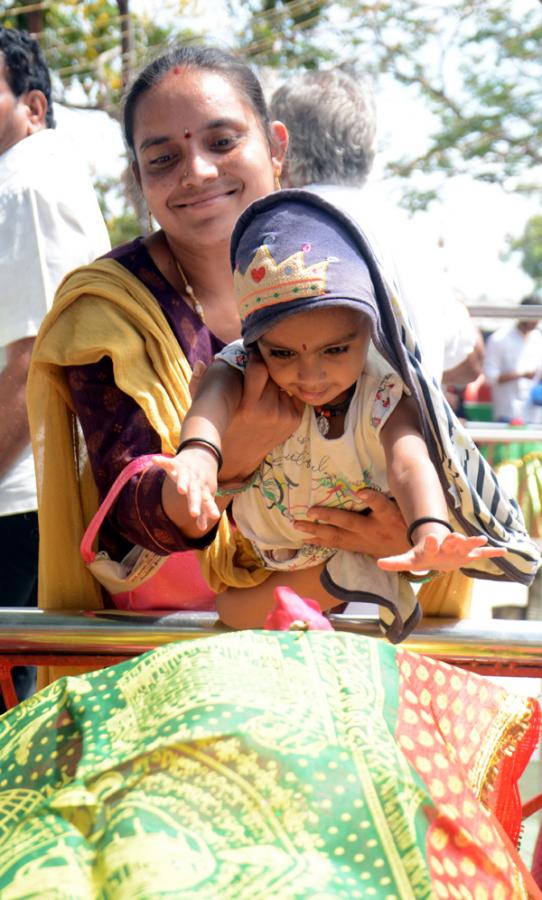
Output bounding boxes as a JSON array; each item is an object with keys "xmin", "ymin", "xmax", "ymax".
[{"xmin": 136, "ymin": 68, "xmax": 251, "ymax": 126}]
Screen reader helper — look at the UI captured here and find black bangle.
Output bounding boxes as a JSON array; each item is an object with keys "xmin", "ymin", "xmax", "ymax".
[
  {"xmin": 407, "ymin": 516, "xmax": 453, "ymax": 546},
  {"xmin": 177, "ymin": 438, "xmax": 223, "ymax": 472}
]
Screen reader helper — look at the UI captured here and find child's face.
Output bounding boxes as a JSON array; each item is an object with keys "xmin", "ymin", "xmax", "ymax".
[{"xmin": 257, "ymin": 306, "xmax": 371, "ymax": 406}]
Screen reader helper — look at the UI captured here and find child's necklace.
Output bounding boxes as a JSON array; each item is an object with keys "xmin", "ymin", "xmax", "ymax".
[{"xmin": 314, "ymin": 385, "xmax": 356, "ymax": 436}]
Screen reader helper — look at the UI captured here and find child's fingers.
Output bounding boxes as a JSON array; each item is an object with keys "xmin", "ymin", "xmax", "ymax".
[
  {"xmin": 463, "ymin": 535, "xmax": 488, "ymax": 547},
  {"xmin": 442, "ymin": 533, "xmax": 485, "ymax": 551},
  {"xmin": 466, "ymin": 546, "xmax": 507, "ymax": 559},
  {"xmin": 186, "ymin": 481, "xmax": 203, "ymax": 519},
  {"xmin": 196, "ymin": 491, "xmax": 221, "ymax": 531},
  {"xmin": 202, "ymin": 487, "xmax": 220, "ymax": 520},
  {"xmin": 152, "ymin": 455, "xmax": 191, "ymax": 496},
  {"xmin": 377, "ymin": 551, "xmax": 416, "ymax": 571},
  {"xmin": 420, "ymin": 533, "xmax": 440, "ymax": 555},
  {"xmin": 152, "ymin": 455, "xmax": 175, "ymax": 475},
  {"xmin": 170, "ymin": 469, "xmax": 191, "ymax": 498},
  {"xmin": 440, "ymin": 534, "xmax": 506, "ymax": 561}
]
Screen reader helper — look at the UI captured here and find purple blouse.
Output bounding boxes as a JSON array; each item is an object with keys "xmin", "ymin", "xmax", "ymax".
[{"xmin": 66, "ymin": 238, "xmax": 225, "ymax": 559}]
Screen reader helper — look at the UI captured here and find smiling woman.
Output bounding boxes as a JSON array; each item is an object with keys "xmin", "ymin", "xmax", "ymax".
[
  {"xmin": 26, "ymin": 45, "xmax": 415, "ymax": 687},
  {"xmin": 129, "ymin": 70, "xmax": 285, "ymax": 264}
]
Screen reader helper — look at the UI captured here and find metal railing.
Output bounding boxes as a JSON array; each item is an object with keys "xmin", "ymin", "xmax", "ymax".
[
  {"xmin": 467, "ymin": 305, "xmax": 542, "ymax": 320},
  {"xmin": 1, "ymin": 607, "xmax": 542, "ymax": 684}
]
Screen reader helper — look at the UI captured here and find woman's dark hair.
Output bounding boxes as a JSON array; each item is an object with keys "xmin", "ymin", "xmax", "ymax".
[
  {"xmin": 123, "ymin": 45, "xmax": 270, "ymax": 157},
  {"xmin": 0, "ymin": 27, "xmax": 55, "ymax": 128}
]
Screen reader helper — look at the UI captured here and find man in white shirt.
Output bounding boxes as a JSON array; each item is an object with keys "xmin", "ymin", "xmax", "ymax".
[
  {"xmin": 0, "ymin": 27, "xmax": 110, "ymax": 707},
  {"xmin": 483, "ymin": 296, "xmax": 542, "ymax": 422},
  {"xmin": 270, "ymin": 70, "xmax": 481, "ymax": 384}
]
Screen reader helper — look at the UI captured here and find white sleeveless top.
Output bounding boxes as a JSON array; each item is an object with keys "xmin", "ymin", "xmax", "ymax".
[{"xmin": 217, "ymin": 340, "xmax": 404, "ymax": 571}]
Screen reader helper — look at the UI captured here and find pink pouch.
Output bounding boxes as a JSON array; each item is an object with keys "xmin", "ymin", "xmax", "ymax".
[{"xmin": 80, "ymin": 455, "xmax": 216, "ymax": 611}]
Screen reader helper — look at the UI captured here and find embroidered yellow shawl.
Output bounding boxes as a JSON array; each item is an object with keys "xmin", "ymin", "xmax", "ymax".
[{"xmin": 27, "ymin": 259, "xmax": 268, "ymax": 614}]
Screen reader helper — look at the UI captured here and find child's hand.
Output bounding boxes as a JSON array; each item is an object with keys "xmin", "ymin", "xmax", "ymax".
[
  {"xmin": 153, "ymin": 448, "xmax": 220, "ymax": 531},
  {"xmin": 377, "ymin": 531, "xmax": 507, "ymax": 573}
]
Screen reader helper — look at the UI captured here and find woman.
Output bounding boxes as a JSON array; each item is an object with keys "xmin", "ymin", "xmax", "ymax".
[{"xmin": 28, "ymin": 47, "xmax": 473, "ymax": 676}]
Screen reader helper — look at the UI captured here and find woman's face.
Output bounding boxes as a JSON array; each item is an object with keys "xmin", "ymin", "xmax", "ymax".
[{"xmin": 132, "ymin": 67, "xmax": 287, "ymax": 252}]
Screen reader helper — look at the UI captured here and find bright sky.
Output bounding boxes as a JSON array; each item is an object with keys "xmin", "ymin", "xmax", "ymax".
[
  {"xmin": 371, "ymin": 84, "xmax": 538, "ymax": 304},
  {"xmin": 55, "ymin": 0, "xmax": 538, "ymax": 306}
]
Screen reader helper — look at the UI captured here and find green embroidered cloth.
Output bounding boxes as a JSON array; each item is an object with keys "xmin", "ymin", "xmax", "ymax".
[{"xmin": 0, "ymin": 632, "xmax": 539, "ymax": 898}]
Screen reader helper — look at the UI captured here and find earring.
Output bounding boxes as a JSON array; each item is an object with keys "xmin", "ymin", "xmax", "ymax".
[
  {"xmin": 147, "ymin": 208, "xmax": 154, "ymax": 233},
  {"xmin": 274, "ymin": 173, "xmax": 281, "ymax": 191}
]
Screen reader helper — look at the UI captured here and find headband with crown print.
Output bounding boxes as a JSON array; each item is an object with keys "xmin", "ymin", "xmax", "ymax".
[{"xmin": 234, "ymin": 244, "xmax": 330, "ymax": 322}]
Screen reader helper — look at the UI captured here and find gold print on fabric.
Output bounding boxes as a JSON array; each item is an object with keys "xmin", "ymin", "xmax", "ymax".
[{"xmin": 0, "ymin": 632, "xmax": 535, "ymax": 899}]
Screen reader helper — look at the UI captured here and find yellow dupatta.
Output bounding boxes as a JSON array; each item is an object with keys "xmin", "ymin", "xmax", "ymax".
[{"xmin": 27, "ymin": 259, "xmax": 268, "ymax": 682}]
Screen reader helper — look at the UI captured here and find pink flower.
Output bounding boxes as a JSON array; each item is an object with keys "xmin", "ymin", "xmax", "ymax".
[{"xmin": 264, "ymin": 585, "xmax": 334, "ymax": 631}]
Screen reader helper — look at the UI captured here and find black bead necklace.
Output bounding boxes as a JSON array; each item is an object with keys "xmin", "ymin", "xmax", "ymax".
[{"xmin": 314, "ymin": 384, "xmax": 356, "ymax": 436}]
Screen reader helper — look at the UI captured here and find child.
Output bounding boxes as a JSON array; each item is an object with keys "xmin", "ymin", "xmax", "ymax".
[{"xmin": 157, "ymin": 191, "xmax": 533, "ymax": 641}]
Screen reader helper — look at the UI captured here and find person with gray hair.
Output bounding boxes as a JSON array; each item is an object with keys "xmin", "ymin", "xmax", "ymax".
[
  {"xmin": 270, "ymin": 69, "xmax": 481, "ymax": 385},
  {"xmin": 270, "ymin": 69, "xmax": 376, "ymax": 188}
]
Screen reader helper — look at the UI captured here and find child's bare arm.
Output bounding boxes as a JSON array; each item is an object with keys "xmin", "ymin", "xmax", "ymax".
[
  {"xmin": 378, "ymin": 395, "xmax": 505, "ymax": 572},
  {"xmin": 156, "ymin": 361, "xmax": 244, "ymax": 531},
  {"xmin": 380, "ymin": 395, "xmax": 449, "ymax": 540},
  {"xmin": 183, "ymin": 359, "xmax": 244, "ymax": 446}
]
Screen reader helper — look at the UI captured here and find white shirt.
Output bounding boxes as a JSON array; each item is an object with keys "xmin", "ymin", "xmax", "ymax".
[
  {"xmin": 306, "ymin": 183, "xmax": 478, "ymax": 382},
  {"xmin": 484, "ymin": 322, "xmax": 542, "ymax": 422},
  {"xmin": 0, "ymin": 128, "xmax": 110, "ymax": 515}
]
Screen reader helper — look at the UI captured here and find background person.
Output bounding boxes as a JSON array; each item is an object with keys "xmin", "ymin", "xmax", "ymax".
[
  {"xmin": 269, "ymin": 69, "xmax": 482, "ymax": 386},
  {"xmin": 28, "ymin": 46, "xmax": 412, "ymax": 689},
  {"xmin": 0, "ymin": 26, "xmax": 109, "ymax": 707},
  {"xmin": 484, "ymin": 294, "xmax": 542, "ymax": 423}
]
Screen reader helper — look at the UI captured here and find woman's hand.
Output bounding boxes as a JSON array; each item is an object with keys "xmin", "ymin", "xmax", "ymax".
[
  {"xmin": 293, "ymin": 489, "xmax": 410, "ymax": 559},
  {"xmin": 219, "ymin": 352, "xmax": 303, "ymax": 482},
  {"xmin": 377, "ymin": 531, "xmax": 506, "ymax": 573}
]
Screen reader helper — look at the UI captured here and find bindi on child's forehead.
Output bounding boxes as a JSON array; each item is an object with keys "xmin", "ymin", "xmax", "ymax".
[
  {"xmin": 302, "ymin": 343, "xmax": 307, "ymax": 351},
  {"xmin": 184, "ymin": 129, "xmax": 192, "ymax": 139}
]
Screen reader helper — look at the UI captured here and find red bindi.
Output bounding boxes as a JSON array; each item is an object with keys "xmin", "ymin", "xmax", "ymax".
[
  {"xmin": 184, "ymin": 129, "xmax": 192, "ymax": 139},
  {"xmin": 302, "ymin": 343, "xmax": 307, "ymax": 351}
]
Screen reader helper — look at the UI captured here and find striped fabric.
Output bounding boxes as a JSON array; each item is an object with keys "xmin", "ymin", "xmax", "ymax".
[{"xmin": 336, "ymin": 199, "xmax": 539, "ymax": 585}]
